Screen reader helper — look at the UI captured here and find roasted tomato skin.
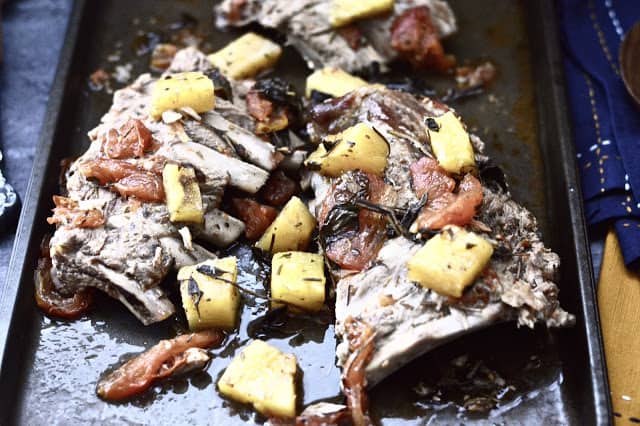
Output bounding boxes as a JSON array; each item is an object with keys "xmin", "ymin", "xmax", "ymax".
[
  {"xmin": 390, "ymin": 6, "xmax": 455, "ymax": 72},
  {"xmin": 231, "ymin": 198, "xmax": 278, "ymax": 240},
  {"xmin": 226, "ymin": 0, "xmax": 247, "ymax": 23},
  {"xmin": 246, "ymin": 90, "xmax": 274, "ymax": 122},
  {"xmin": 79, "ymin": 158, "xmax": 164, "ymax": 202},
  {"xmin": 35, "ymin": 257, "xmax": 92, "ymax": 319},
  {"xmin": 246, "ymin": 89, "xmax": 290, "ymax": 134},
  {"xmin": 337, "ymin": 25, "xmax": 362, "ymax": 50},
  {"xmin": 79, "ymin": 159, "xmax": 141, "ymax": 185},
  {"xmin": 409, "ymin": 157, "xmax": 455, "ymax": 200},
  {"xmin": 96, "ymin": 330, "xmax": 223, "ymax": 401},
  {"xmin": 414, "ymin": 173, "xmax": 483, "ymax": 230},
  {"xmin": 102, "ymin": 119, "xmax": 153, "ymax": 159},
  {"xmin": 47, "ymin": 195, "xmax": 105, "ymax": 229},
  {"xmin": 112, "ymin": 173, "xmax": 165, "ymax": 202},
  {"xmin": 342, "ymin": 317, "xmax": 375, "ymax": 426},
  {"xmin": 321, "ymin": 172, "xmax": 394, "ymax": 271},
  {"xmin": 259, "ymin": 171, "xmax": 299, "ymax": 207}
]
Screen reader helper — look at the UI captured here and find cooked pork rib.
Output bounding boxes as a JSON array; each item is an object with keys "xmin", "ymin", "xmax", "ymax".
[
  {"xmin": 48, "ymin": 48, "xmax": 275, "ymax": 324},
  {"xmin": 215, "ymin": 0, "xmax": 457, "ymax": 72},
  {"xmin": 305, "ymin": 87, "xmax": 574, "ymax": 386}
]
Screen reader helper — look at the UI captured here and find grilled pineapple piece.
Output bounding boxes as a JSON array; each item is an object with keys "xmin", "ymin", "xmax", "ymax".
[
  {"xmin": 162, "ymin": 164, "xmax": 204, "ymax": 224},
  {"xmin": 304, "ymin": 122, "xmax": 389, "ymax": 176},
  {"xmin": 271, "ymin": 252, "xmax": 326, "ymax": 312},
  {"xmin": 178, "ymin": 257, "xmax": 240, "ymax": 331},
  {"xmin": 426, "ymin": 111, "xmax": 476, "ymax": 175},
  {"xmin": 407, "ymin": 226, "xmax": 493, "ymax": 298},
  {"xmin": 255, "ymin": 197, "xmax": 316, "ymax": 253},
  {"xmin": 305, "ymin": 67, "xmax": 369, "ymax": 98},
  {"xmin": 150, "ymin": 72, "xmax": 215, "ymax": 119},
  {"xmin": 330, "ymin": 0, "xmax": 395, "ymax": 27},
  {"xmin": 218, "ymin": 340, "xmax": 297, "ymax": 418},
  {"xmin": 208, "ymin": 33, "xmax": 282, "ymax": 79}
]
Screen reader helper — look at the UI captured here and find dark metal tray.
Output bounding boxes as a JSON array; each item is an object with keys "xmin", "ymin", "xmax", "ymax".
[{"xmin": 0, "ymin": 0, "xmax": 611, "ymax": 424}]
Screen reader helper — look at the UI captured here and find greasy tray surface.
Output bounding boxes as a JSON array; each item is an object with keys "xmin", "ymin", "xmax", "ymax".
[{"xmin": 0, "ymin": 0, "xmax": 610, "ymax": 424}]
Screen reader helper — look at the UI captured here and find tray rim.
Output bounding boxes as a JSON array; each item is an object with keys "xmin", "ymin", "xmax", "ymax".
[
  {"xmin": 0, "ymin": 0, "xmax": 87, "ymax": 394},
  {"xmin": 529, "ymin": 1, "xmax": 611, "ymax": 423},
  {"xmin": 0, "ymin": 0, "xmax": 612, "ymax": 424}
]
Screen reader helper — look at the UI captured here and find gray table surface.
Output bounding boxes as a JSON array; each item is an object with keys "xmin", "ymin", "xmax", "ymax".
[
  {"xmin": 0, "ymin": 0, "xmax": 72, "ymax": 283},
  {"xmin": 0, "ymin": 0, "xmax": 605, "ymax": 301}
]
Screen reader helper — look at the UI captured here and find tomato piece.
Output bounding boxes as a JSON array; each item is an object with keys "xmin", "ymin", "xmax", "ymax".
[
  {"xmin": 342, "ymin": 317, "xmax": 374, "ymax": 426},
  {"xmin": 414, "ymin": 173, "xmax": 483, "ymax": 230},
  {"xmin": 321, "ymin": 172, "xmax": 394, "ymax": 271},
  {"xmin": 96, "ymin": 330, "xmax": 223, "ymax": 401},
  {"xmin": 79, "ymin": 158, "xmax": 141, "ymax": 185},
  {"xmin": 46, "ymin": 195, "xmax": 105, "ymax": 228},
  {"xmin": 259, "ymin": 171, "xmax": 299, "ymax": 207},
  {"xmin": 102, "ymin": 119, "xmax": 153, "ymax": 159},
  {"xmin": 231, "ymin": 198, "xmax": 278, "ymax": 241},
  {"xmin": 409, "ymin": 157, "xmax": 455, "ymax": 200},
  {"xmin": 337, "ymin": 25, "xmax": 362, "ymax": 50},
  {"xmin": 112, "ymin": 172, "xmax": 165, "ymax": 202},
  {"xmin": 79, "ymin": 158, "xmax": 164, "ymax": 202},
  {"xmin": 390, "ymin": 6, "xmax": 455, "ymax": 72},
  {"xmin": 35, "ymin": 257, "xmax": 92, "ymax": 320}
]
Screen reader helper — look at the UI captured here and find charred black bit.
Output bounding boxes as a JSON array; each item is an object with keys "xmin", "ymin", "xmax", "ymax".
[
  {"xmin": 360, "ymin": 60, "xmax": 382, "ymax": 79},
  {"xmin": 309, "ymin": 90, "xmax": 332, "ymax": 106},
  {"xmin": 400, "ymin": 195, "xmax": 428, "ymax": 231},
  {"xmin": 187, "ymin": 277, "xmax": 203, "ymax": 316},
  {"xmin": 426, "ymin": 117, "xmax": 440, "ymax": 132},
  {"xmin": 253, "ymin": 77, "xmax": 299, "ymax": 108},
  {"xmin": 196, "ymin": 264, "xmax": 226, "ymax": 278},
  {"xmin": 479, "ymin": 162, "xmax": 509, "ymax": 192},
  {"xmin": 320, "ymin": 204, "xmax": 360, "ymax": 247},
  {"xmin": 206, "ymin": 69, "xmax": 233, "ymax": 100},
  {"xmin": 252, "ymin": 77, "xmax": 303, "ymax": 125},
  {"xmin": 270, "ymin": 129, "xmax": 296, "ymax": 151},
  {"xmin": 440, "ymin": 85, "xmax": 485, "ymax": 103},
  {"xmin": 492, "ymin": 243, "xmax": 512, "ymax": 260}
]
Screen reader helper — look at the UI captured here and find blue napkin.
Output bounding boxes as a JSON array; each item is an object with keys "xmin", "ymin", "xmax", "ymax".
[{"xmin": 559, "ymin": 0, "xmax": 640, "ymax": 266}]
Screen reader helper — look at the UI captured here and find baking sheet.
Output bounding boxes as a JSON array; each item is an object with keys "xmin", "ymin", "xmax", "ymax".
[{"xmin": 0, "ymin": 0, "xmax": 611, "ymax": 424}]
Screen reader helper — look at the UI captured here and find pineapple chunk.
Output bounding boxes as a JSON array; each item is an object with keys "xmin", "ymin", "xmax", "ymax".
[
  {"xmin": 305, "ymin": 67, "xmax": 369, "ymax": 98},
  {"xmin": 162, "ymin": 164, "xmax": 204, "ymax": 224},
  {"xmin": 255, "ymin": 197, "xmax": 316, "ymax": 253},
  {"xmin": 178, "ymin": 257, "xmax": 240, "ymax": 331},
  {"xmin": 208, "ymin": 33, "xmax": 282, "ymax": 80},
  {"xmin": 407, "ymin": 226, "xmax": 493, "ymax": 298},
  {"xmin": 150, "ymin": 72, "xmax": 215, "ymax": 119},
  {"xmin": 271, "ymin": 252, "xmax": 326, "ymax": 312},
  {"xmin": 304, "ymin": 122, "xmax": 389, "ymax": 176},
  {"xmin": 426, "ymin": 111, "xmax": 477, "ymax": 175},
  {"xmin": 330, "ymin": 0, "xmax": 395, "ymax": 27},
  {"xmin": 218, "ymin": 340, "xmax": 297, "ymax": 418}
]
